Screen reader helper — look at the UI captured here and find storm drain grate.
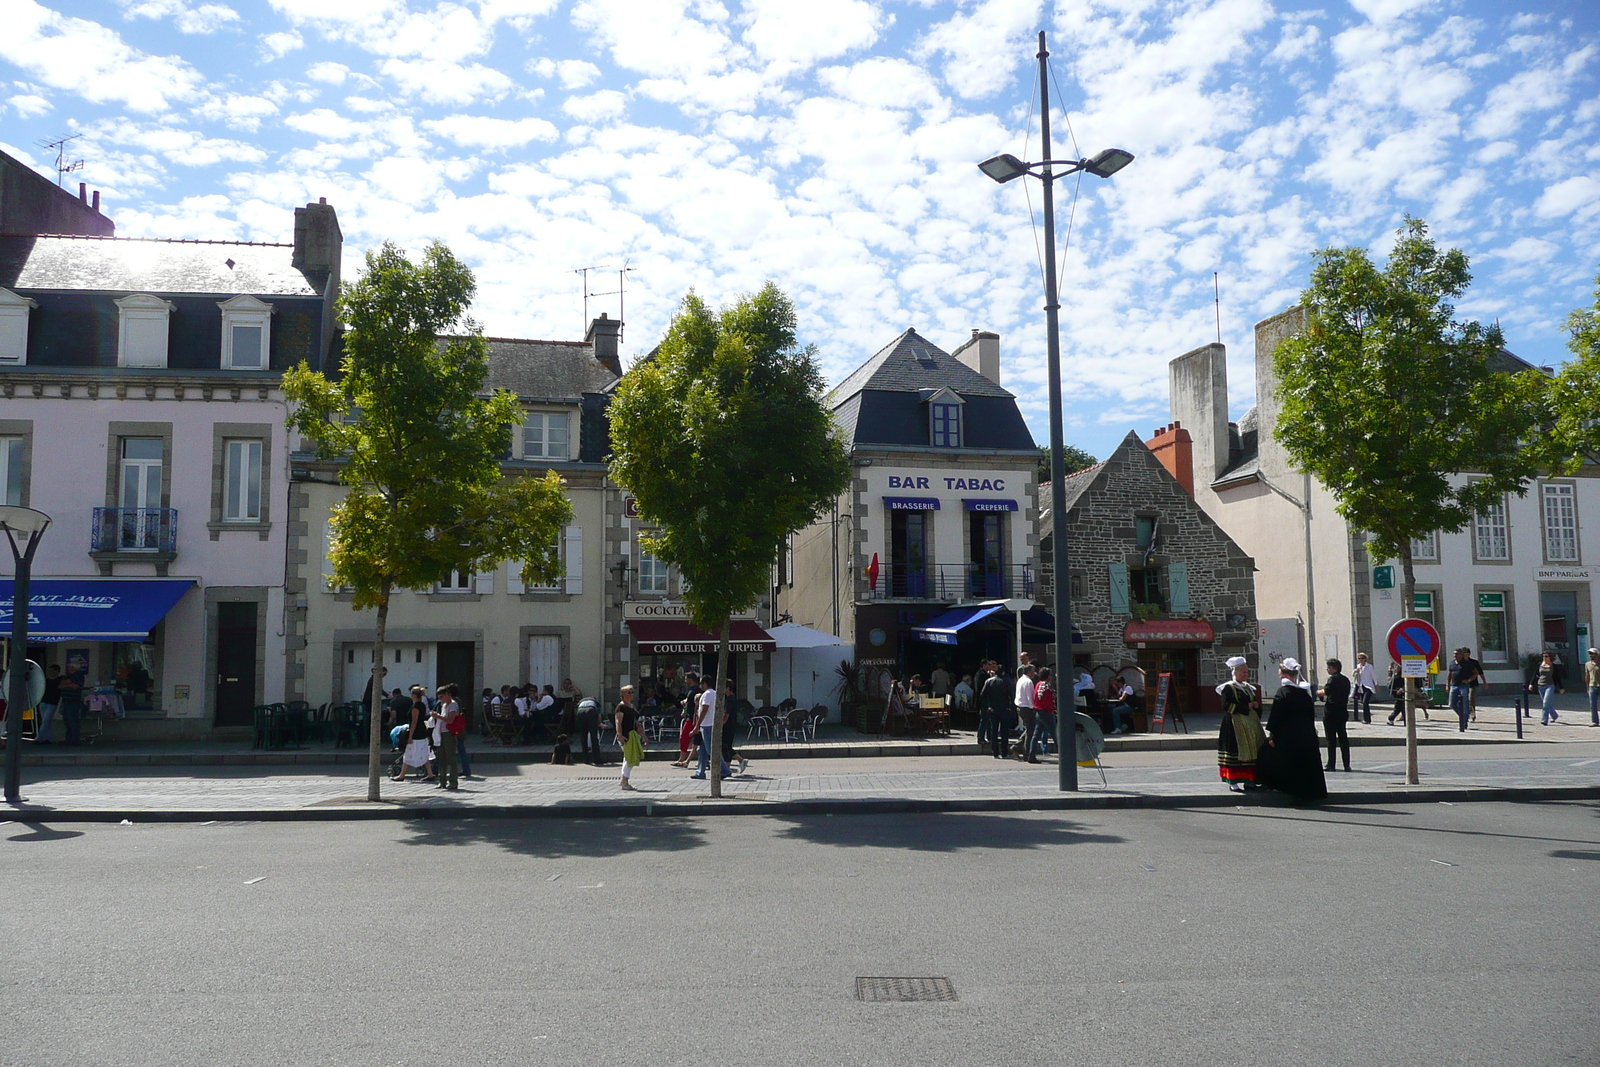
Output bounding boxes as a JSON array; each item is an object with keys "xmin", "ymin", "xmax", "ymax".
[{"xmin": 855, "ymin": 977, "xmax": 956, "ymax": 1002}]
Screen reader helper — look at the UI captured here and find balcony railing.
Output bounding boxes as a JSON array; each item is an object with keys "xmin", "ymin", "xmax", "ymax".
[
  {"xmin": 864, "ymin": 563, "xmax": 1033, "ymax": 602},
  {"xmin": 92, "ymin": 507, "xmax": 177, "ymax": 553}
]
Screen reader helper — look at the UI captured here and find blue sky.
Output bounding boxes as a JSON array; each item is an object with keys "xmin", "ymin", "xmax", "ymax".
[{"xmin": 2, "ymin": 0, "xmax": 1597, "ymax": 462}]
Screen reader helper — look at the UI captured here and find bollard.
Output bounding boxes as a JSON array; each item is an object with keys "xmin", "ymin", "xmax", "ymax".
[{"xmin": 1515, "ymin": 694, "xmax": 1523, "ymax": 739}]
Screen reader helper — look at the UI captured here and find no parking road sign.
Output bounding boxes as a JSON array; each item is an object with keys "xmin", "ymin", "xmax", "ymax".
[{"xmin": 1387, "ymin": 617, "xmax": 1441, "ymax": 667}]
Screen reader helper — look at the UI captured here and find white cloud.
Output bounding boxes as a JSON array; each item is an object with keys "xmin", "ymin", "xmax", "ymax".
[
  {"xmin": 6, "ymin": 92, "xmax": 51, "ymax": 118},
  {"xmin": 529, "ymin": 58, "xmax": 602, "ymax": 89},
  {"xmin": 262, "ymin": 30, "xmax": 305, "ymax": 57},
  {"xmin": 562, "ymin": 89, "xmax": 627, "ymax": 122},
  {"xmin": 285, "ymin": 107, "xmax": 365, "ymax": 140},
  {"xmin": 1535, "ymin": 176, "xmax": 1600, "ymax": 219},
  {"xmin": 193, "ymin": 93, "xmax": 280, "ymax": 131},
  {"xmin": 917, "ymin": 0, "xmax": 1041, "ymax": 100},
  {"xmin": 307, "ymin": 62, "xmax": 350, "ymax": 85},
  {"xmin": 120, "ymin": 1, "xmax": 241, "ymax": 35},
  {"xmin": 0, "ymin": 0, "xmax": 206, "ymax": 113},
  {"xmin": 379, "ymin": 59, "xmax": 515, "ymax": 104},
  {"xmin": 423, "ymin": 114, "xmax": 560, "ymax": 148},
  {"xmin": 741, "ymin": 0, "xmax": 885, "ymax": 68}
]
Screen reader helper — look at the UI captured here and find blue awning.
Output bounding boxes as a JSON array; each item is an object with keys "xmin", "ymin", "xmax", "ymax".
[
  {"xmin": 883, "ymin": 496, "xmax": 940, "ymax": 511},
  {"xmin": 963, "ymin": 498, "xmax": 1018, "ymax": 511},
  {"xmin": 911, "ymin": 604, "xmax": 1006, "ymax": 644},
  {"xmin": 0, "ymin": 578, "xmax": 195, "ymax": 641}
]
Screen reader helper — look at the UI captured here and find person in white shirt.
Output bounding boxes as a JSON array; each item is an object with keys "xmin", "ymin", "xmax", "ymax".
[
  {"xmin": 1109, "ymin": 679, "xmax": 1137, "ymax": 734},
  {"xmin": 1352, "ymin": 653, "xmax": 1377, "ymax": 724},
  {"xmin": 1012, "ymin": 666, "xmax": 1037, "ymax": 759},
  {"xmin": 952, "ymin": 674, "xmax": 974, "ymax": 712},
  {"xmin": 691, "ymin": 683, "xmax": 731, "ymax": 780}
]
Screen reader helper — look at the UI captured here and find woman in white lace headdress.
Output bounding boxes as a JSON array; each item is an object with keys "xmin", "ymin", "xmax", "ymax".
[{"xmin": 1216, "ymin": 656, "xmax": 1266, "ymax": 793}]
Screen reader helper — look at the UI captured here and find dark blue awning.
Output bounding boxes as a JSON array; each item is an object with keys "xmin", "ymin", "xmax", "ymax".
[
  {"xmin": 883, "ymin": 497, "xmax": 940, "ymax": 511},
  {"xmin": 963, "ymin": 498, "xmax": 1018, "ymax": 511},
  {"xmin": 911, "ymin": 604, "xmax": 1006, "ymax": 644},
  {"xmin": 0, "ymin": 578, "xmax": 195, "ymax": 641}
]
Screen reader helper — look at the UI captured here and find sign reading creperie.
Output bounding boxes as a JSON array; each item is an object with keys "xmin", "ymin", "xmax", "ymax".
[{"xmin": 623, "ymin": 601, "xmax": 759, "ymax": 621}]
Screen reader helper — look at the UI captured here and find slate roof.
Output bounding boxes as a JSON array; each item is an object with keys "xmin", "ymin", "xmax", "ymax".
[
  {"xmin": 828, "ymin": 328, "xmax": 1013, "ymax": 405},
  {"xmin": 479, "ymin": 337, "xmax": 618, "ymax": 398},
  {"xmin": 1037, "ymin": 457, "xmax": 1110, "ymax": 528},
  {"xmin": 0, "ymin": 234, "xmax": 323, "ymax": 296}
]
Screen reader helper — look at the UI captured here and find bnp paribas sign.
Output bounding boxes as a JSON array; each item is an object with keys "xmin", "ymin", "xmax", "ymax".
[{"xmin": 1535, "ymin": 567, "xmax": 1592, "ymax": 581}]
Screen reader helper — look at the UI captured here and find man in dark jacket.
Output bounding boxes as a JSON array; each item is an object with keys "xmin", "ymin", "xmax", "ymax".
[
  {"xmin": 979, "ymin": 665, "xmax": 1013, "ymax": 760},
  {"xmin": 1319, "ymin": 658, "xmax": 1352, "ymax": 772}
]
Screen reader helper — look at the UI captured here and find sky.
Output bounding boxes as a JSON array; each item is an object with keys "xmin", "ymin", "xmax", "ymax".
[{"xmin": 2, "ymin": 0, "xmax": 1598, "ymax": 462}]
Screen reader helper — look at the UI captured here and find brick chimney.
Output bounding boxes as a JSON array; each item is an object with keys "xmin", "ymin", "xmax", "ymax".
[
  {"xmin": 586, "ymin": 313, "xmax": 622, "ymax": 378},
  {"xmin": 292, "ymin": 198, "xmax": 342, "ymax": 294},
  {"xmin": 951, "ymin": 329, "xmax": 1001, "ymax": 385},
  {"xmin": 1146, "ymin": 422, "xmax": 1194, "ymax": 495}
]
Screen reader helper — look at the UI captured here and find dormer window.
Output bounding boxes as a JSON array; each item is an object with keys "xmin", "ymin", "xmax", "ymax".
[
  {"xmin": 219, "ymin": 295, "xmax": 274, "ymax": 370},
  {"xmin": 0, "ymin": 287, "xmax": 36, "ymax": 365},
  {"xmin": 116, "ymin": 293, "xmax": 175, "ymax": 368},
  {"xmin": 920, "ymin": 386, "xmax": 965, "ymax": 448},
  {"xmin": 523, "ymin": 411, "xmax": 571, "ymax": 461}
]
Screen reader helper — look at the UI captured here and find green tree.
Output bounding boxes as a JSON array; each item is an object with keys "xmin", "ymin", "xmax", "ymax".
[
  {"xmin": 609, "ymin": 283, "xmax": 850, "ymax": 797},
  {"xmin": 1530, "ymin": 269, "xmax": 1600, "ymax": 470},
  {"xmin": 283, "ymin": 242, "xmax": 572, "ymax": 801},
  {"xmin": 1273, "ymin": 217, "xmax": 1544, "ymax": 783},
  {"xmin": 1038, "ymin": 444, "xmax": 1096, "ymax": 482}
]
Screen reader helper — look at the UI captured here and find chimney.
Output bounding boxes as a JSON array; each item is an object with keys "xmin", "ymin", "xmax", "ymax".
[
  {"xmin": 587, "ymin": 312, "xmax": 622, "ymax": 378},
  {"xmin": 292, "ymin": 198, "xmax": 343, "ymax": 294},
  {"xmin": 1168, "ymin": 342, "xmax": 1229, "ymax": 489},
  {"xmin": 91, "ymin": 190, "xmax": 100, "ymax": 213},
  {"xmin": 78, "ymin": 182, "xmax": 87, "ymax": 204},
  {"xmin": 952, "ymin": 329, "xmax": 1001, "ymax": 385},
  {"xmin": 1146, "ymin": 422, "xmax": 1194, "ymax": 496}
]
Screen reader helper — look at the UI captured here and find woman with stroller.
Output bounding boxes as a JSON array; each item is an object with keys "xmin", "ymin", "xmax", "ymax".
[{"xmin": 390, "ymin": 686, "xmax": 435, "ymax": 782}]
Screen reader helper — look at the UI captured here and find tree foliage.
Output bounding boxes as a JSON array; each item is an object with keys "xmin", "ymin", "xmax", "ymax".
[
  {"xmin": 282, "ymin": 241, "xmax": 572, "ymax": 798},
  {"xmin": 1274, "ymin": 218, "xmax": 1544, "ymax": 569},
  {"xmin": 608, "ymin": 283, "xmax": 851, "ymax": 632},
  {"xmin": 1531, "ymin": 269, "xmax": 1600, "ymax": 471},
  {"xmin": 1038, "ymin": 444, "xmax": 1096, "ymax": 482}
]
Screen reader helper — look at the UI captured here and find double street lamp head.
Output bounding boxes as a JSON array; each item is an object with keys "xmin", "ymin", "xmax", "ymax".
[{"xmin": 977, "ymin": 148, "xmax": 1135, "ymax": 184}]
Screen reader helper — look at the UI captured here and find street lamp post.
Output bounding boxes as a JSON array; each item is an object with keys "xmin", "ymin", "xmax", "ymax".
[
  {"xmin": 2, "ymin": 505, "xmax": 51, "ymax": 804},
  {"xmin": 979, "ymin": 30, "xmax": 1133, "ymax": 792}
]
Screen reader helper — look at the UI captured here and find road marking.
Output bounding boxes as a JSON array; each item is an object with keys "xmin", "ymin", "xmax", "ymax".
[
  {"xmin": 1428, "ymin": 859, "xmax": 1457, "ymax": 867},
  {"xmin": 578, "ymin": 882, "xmax": 604, "ymax": 889},
  {"xmin": 1569, "ymin": 758, "xmax": 1600, "ymax": 767},
  {"xmin": 1153, "ymin": 766, "xmax": 1206, "ymax": 775},
  {"xmin": 546, "ymin": 873, "xmax": 562, "ymax": 881},
  {"xmin": 243, "ymin": 876, "xmax": 266, "ymax": 884}
]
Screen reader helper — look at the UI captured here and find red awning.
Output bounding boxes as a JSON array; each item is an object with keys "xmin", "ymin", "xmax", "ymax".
[
  {"xmin": 1122, "ymin": 619, "xmax": 1216, "ymax": 645},
  {"xmin": 627, "ymin": 619, "xmax": 776, "ymax": 655}
]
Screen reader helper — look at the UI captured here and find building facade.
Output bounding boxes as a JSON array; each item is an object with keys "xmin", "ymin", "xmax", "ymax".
[
  {"xmin": 1039, "ymin": 430, "xmax": 1258, "ymax": 718},
  {"xmin": 0, "ymin": 177, "xmax": 341, "ymax": 738},
  {"xmin": 1171, "ymin": 309, "xmax": 1596, "ymax": 691},
  {"xmin": 777, "ymin": 328, "xmax": 1039, "ymax": 706},
  {"xmin": 292, "ymin": 319, "xmax": 622, "ymax": 710}
]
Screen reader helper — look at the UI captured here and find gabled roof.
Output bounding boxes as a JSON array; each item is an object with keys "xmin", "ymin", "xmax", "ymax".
[
  {"xmin": 0, "ymin": 234, "xmax": 323, "ymax": 296},
  {"xmin": 477, "ymin": 337, "xmax": 619, "ymax": 399},
  {"xmin": 828, "ymin": 328, "xmax": 1012, "ymax": 406}
]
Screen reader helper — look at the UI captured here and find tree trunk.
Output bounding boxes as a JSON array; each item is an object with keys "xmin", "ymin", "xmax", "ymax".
[
  {"xmin": 367, "ymin": 582, "xmax": 391, "ymax": 802},
  {"xmin": 1400, "ymin": 546, "xmax": 1420, "ymax": 786},
  {"xmin": 710, "ymin": 619, "xmax": 730, "ymax": 799}
]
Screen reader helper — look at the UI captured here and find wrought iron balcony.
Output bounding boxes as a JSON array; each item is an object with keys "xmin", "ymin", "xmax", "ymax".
[
  {"xmin": 862, "ymin": 563, "xmax": 1033, "ymax": 602},
  {"xmin": 92, "ymin": 508, "xmax": 177, "ymax": 554}
]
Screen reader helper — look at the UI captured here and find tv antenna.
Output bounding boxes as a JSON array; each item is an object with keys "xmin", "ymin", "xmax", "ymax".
[
  {"xmin": 574, "ymin": 262, "xmax": 636, "ymax": 341},
  {"xmin": 36, "ymin": 135, "xmax": 85, "ymax": 187}
]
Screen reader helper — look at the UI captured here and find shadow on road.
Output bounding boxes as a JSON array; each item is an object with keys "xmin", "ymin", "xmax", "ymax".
[
  {"xmin": 1549, "ymin": 849, "xmax": 1600, "ymax": 861},
  {"xmin": 1188, "ymin": 805, "xmax": 1600, "ymax": 847},
  {"xmin": 396, "ymin": 816, "xmax": 709, "ymax": 858},
  {"xmin": 767, "ymin": 811, "xmax": 1125, "ymax": 852},
  {"xmin": 6, "ymin": 822, "xmax": 84, "ymax": 842}
]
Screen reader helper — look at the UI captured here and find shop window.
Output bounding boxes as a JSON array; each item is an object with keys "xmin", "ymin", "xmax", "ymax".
[
  {"xmin": 113, "ymin": 642, "xmax": 157, "ymax": 711},
  {"xmin": 1412, "ymin": 590, "xmax": 1437, "ymax": 630},
  {"xmin": 1476, "ymin": 592, "xmax": 1509, "ymax": 664},
  {"xmin": 1542, "ymin": 483, "xmax": 1578, "ymax": 562}
]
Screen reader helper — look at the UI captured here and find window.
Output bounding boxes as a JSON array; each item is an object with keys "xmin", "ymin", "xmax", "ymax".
[
  {"xmin": 0, "ymin": 437, "xmax": 23, "ymax": 506},
  {"xmin": 638, "ymin": 546, "xmax": 668, "ymax": 593},
  {"xmin": 219, "ymin": 295, "xmax": 273, "ymax": 370},
  {"xmin": 222, "ymin": 440, "xmax": 262, "ymax": 522},
  {"xmin": 523, "ymin": 413, "xmax": 571, "ymax": 461},
  {"xmin": 1412, "ymin": 590, "xmax": 1436, "ymax": 630},
  {"xmin": 1476, "ymin": 592, "xmax": 1509, "ymax": 664},
  {"xmin": 0, "ymin": 287, "xmax": 35, "ymax": 364},
  {"xmin": 437, "ymin": 570, "xmax": 473, "ymax": 593},
  {"xmin": 1411, "ymin": 532, "xmax": 1438, "ymax": 562},
  {"xmin": 115, "ymin": 294, "xmax": 174, "ymax": 368},
  {"xmin": 1542, "ymin": 482, "xmax": 1578, "ymax": 562},
  {"xmin": 509, "ymin": 534, "xmax": 562, "ymax": 593},
  {"xmin": 1474, "ymin": 498, "xmax": 1509, "ymax": 561},
  {"xmin": 118, "ymin": 437, "xmax": 165, "ymax": 551},
  {"xmin": 931, "ymin": 403, "xmax": 962, "ymax": 447}
]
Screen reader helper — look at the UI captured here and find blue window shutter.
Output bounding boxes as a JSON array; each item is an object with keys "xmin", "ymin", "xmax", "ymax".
[
  {"xmin": 1168, "ymin": 562, "xmax": 1190, "ymax": 614},
  {"xmin": 1109, "ymin": 562, "xmax": 1130, "ymax": 615}
]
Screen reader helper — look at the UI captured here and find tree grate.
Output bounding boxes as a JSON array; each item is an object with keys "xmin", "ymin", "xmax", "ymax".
[{"xmin": 855, "ymin": 977, "xmax": 957, "ymax": 1002}]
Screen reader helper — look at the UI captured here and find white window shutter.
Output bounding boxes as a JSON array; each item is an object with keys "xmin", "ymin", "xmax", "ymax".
[
  {"xmin": 564, "ymin": 524, "xmax": 583, "ymax": 594},
  {"xmin": 474, "ymin": 571, "xmax": 495, "ymax": 595},
  {"xmin": 506, "ymin": 559, "xmax": 525, "ymax": 595}
]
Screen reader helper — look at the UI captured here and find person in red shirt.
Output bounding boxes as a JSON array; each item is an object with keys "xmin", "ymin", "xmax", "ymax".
[{"xmin": 1027, "ymin": 667, "xmax": 1057, "ymax": 762}]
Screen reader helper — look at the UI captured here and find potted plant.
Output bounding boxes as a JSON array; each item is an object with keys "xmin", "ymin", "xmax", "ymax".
[{"xmin": 833, "ymin": 659, "xmax": 863, "ymax": 727}]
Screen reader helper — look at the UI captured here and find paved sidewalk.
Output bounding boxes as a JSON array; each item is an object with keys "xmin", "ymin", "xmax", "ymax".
[{"xmin": 5, "ymin": 742, "xmax": 1597, "ymax": 821}]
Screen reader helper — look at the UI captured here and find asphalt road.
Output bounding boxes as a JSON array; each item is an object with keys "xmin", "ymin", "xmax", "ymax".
[{"xmin": 4, "ymin": 800, "xmax": 1598, "ymax": 1066}]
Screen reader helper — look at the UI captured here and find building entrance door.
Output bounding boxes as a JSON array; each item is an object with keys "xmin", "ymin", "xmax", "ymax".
[
  {"xmin": 1541, "ymin": 590, "xmax": 1578, "ymax": 667},
  {"xmin": 436, "ymin": 642, "xmax": 475, "ymax": 707},
  {"xmin": 890, "ymin": 511, "xmax": 927, "ymax": 597},
  {"xmin": 214, "ymin": 602, "xmax": 257, "ymax": 727},
  {"xmin": 1135, "ymin": 647, "xmax": 1198, "ymax": 722}
]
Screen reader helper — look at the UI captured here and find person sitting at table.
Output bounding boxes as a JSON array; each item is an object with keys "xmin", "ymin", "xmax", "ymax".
[
  {"xmin": 952, "ymin": 674, "xmax": 975, "ymax": 713},
  {"xmin": 1108, "ymin": 677, "xmax": 1141, "ymax": 735}
]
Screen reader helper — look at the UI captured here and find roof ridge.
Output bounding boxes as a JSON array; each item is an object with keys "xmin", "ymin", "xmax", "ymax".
[{"xmin": 16, "ymin": 234, "xmax": 293, "ymax": 247}]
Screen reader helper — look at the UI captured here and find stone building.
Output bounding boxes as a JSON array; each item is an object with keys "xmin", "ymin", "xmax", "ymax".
[{"xmin": 1040, "ymin": 430, "xmax": 1257, "ymax": 719}]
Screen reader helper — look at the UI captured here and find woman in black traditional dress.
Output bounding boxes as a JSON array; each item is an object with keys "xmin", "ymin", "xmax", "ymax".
[
  {"xmin": 1256, "ymin": 658, "xmax": 1328, "ymax": 802},
  {"xmin": 1217, "ymin": 656, "xmax": 1266, "ymax": 793}
]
